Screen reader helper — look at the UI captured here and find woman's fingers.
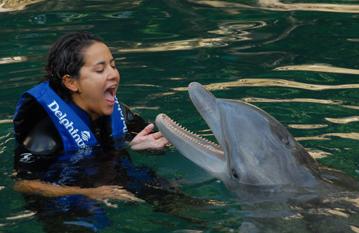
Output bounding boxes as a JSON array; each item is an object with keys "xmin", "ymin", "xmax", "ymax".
[
  {"xmin": 112, "ymin": 187, "xmax": 144, "ymax": 202},
  {"xmin": 154, "ymin": 137, "xmax": 169, "ymax": 149},
  {"xmin": 91, "ymin": 185, "xmax": 144, "ymax": 203},
  {"xmin": 151, "ymin": 131, "xmax": 163, "ymax": 139},
  {"xmin": 136, "ymin": 123, "xmax": 154, "ymax": 137}
]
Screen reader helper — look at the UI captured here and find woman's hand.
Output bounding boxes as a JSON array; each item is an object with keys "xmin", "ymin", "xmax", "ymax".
[
  {"xmin": 129, "ymin": 123, "xmax": 169, "ymax": 151},
  {"xmin": 85, "ymin": 185, "xmax": 143, "ymax": 202}
]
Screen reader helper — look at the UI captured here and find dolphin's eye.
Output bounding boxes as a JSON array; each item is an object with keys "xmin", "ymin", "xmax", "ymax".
[
  {"xmin": 231, "ymin": 168, "xmax": 239, "ymax": 179},
  {"xmin": 276, "ymin": 131, "xmax": 291, "ymax": 147},
  {"xmin": 281, "ymin": 136, "xmax": 290, "ymax": 146}
]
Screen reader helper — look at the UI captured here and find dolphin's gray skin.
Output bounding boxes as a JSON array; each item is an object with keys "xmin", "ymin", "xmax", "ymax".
[{"xmin": 155, "ymin": 82, "xmax": 359, "ymax": 233}]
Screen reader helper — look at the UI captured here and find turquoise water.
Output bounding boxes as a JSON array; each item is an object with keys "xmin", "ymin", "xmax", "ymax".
[{"xmin": 0, "ymin": 0, "xmax": 358, "ymax": 232}]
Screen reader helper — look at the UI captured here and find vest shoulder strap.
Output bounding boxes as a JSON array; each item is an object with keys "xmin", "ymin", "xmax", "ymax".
[{"xmin": 26, "ymin": 82, "xmax": 98, "ymax": 152}]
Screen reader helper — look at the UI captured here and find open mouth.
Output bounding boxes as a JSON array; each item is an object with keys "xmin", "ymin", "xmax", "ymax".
[
  {"xmin": 156, "ymin": 113, "xmax": 223, "ymax": 158},
  {"xmin": 104, "ymin": 85, "xmax": 117, "ymax": 104}
]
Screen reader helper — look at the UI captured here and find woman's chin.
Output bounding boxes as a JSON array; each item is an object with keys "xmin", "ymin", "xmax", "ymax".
[{"xmin": 102, "ymin": 107, "xmax": 114, "ymax": 116}]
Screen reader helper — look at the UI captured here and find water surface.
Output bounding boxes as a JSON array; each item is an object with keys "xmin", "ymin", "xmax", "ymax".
[{"xmin": 0, "ymin": 0, "xmax": 358, "ymax": 232}]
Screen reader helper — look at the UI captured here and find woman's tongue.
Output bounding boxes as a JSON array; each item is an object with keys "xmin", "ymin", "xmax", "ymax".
[{"xmin": 104, "ymin": 89, "xmax": 115, "ymax": 104}]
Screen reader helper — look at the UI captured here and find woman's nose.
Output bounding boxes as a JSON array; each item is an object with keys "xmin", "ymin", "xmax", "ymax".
[{"xmin": 108, "ymin": 66, "xmax": 120, "ymax": 81}]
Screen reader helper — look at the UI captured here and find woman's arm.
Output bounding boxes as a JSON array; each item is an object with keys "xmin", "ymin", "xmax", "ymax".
[{"xmin": 13, "ymin": 179, "xmax": 143, "ymax": 202}]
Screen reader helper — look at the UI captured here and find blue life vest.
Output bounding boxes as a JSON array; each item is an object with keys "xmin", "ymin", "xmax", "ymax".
[{"xmin": 14, "ymin": 82, "xmax": 128, "ymax": 152}]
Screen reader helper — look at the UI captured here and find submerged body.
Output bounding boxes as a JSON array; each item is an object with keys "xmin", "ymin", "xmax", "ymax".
[{"xmin": 155, "ymin": 82, "xmax": 359, "ymax": 232}]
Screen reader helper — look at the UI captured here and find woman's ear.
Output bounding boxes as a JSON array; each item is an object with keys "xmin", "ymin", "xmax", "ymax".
[{"xmin": 62, "ymin": 74, "xmax": 79, "ymax": 92}]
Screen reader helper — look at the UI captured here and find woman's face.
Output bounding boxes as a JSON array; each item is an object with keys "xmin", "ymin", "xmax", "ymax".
[{"xmin": 72, "ymin": 42, "xmax": 120, "ymax": 120}]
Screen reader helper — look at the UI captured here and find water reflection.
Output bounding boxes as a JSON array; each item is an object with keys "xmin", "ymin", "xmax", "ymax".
[
  {"xmin": 275, "ymin": 64, "xmax": 359, "ymax": 75},
  {"xmin": 307, "ymin": 149, "xmax": 331, "ymax": 159},
  {"xmin": 0, "ymin": 56, "xmax": 27, "ymax": 65},
  {"xmin": 121, "ymin": 38, "xmax": 229, "ymax": 53},
  {"xmin": 121, "ymin": 21, "xmax": 264, "ymax": 53},
  {"xmin": 0, "ymin": 0, "xmax": 43, "ymax": 12},
  {"xmin": 172, "ymin": 79, "xmax": 359, "ymax": 91},
  {"xmin": 243, "ymin": 97, "xmax": 359, "ymax": 110},
  {"xmin": 296, "ymin": 133, "xmax": 359, "ymax": 141},
  {"xmin": 0, "ymin": 132, "xmax": 12, "ymax": 154},
  {"xmin": 257, "ymin": 0, "xmax": 359, "ymax": 13},
  {"xmin": 5, "ymin": 210, "xmax": 36, "ymax": 221},
  {"xmin": 325, "ymin": 116, "xmax": 359, "ymax": 124},
  {"xmin": 188, "ymin": 0, "xmax": 254, "ymax": 10},
  {"xmin": 288, "ymin": 124, "xmax": 328, "ymax": 130},
  {"xmin": 103, "ymin": 11, "xmax": 133, "ymax": 19},
  {"xmin": 190, "ymin": 0, "xmax": 359, "ymax": 13},
  {"xmin": 0, "ymin": 119, "xmax": 12, "ymax": 124}
]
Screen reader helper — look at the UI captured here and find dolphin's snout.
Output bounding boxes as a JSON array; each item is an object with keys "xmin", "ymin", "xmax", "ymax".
[
  {"xmin": 188, "ymin": 82, "xmax": 202, "ymax": 91},
  {"xmin": 155, "ymin": 113, "xmax": 166, "ymax": 122}
]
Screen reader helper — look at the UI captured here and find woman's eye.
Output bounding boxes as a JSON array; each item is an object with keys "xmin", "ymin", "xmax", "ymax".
[{"xmin": 96, "ymin": 69, "xmax": 104, "ymax": 73}]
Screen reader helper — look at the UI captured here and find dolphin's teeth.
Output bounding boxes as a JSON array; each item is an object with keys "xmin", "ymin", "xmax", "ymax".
[{"xmin": 161, "ymin": 114, "xmax": 222, "ymax": 153}]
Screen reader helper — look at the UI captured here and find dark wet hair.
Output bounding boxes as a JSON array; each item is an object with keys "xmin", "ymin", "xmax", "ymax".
[{"xmin": 45, "ymin": 31, "xmax": 104, "ymax": 100}]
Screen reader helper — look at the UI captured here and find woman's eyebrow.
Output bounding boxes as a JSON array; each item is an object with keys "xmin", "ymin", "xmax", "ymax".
[
  {"xmin": 95, "ymin": 58, "xmax": 115, "ymax": 66},
  {"xmin": 95, "ymin": 61, "xmax": 106, "ymax": 66}
]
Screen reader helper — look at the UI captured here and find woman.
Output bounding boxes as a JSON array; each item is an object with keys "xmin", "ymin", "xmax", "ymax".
[{"xmin": 13, "ymin": 32, "xmax": 169, "ymax": 203}]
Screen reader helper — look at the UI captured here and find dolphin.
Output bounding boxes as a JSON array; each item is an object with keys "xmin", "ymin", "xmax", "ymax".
[
  {"xmin": 155, "ymin": 82, "xmax": 359, "ymax": 232},
  {"xmin": 155, "ymin": 82, "xmax": 358, "ymax": 201}
]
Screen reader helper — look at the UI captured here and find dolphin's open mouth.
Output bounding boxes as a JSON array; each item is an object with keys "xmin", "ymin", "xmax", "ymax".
[
  {"xmin": 156, "ymin": 113, "xmax": 224, "ymax": 159},
  {"xmin": 155, "ymin": 82, "xmax": 227, "ymax": 176}
]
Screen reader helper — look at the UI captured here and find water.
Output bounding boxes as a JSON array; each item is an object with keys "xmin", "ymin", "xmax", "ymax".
[{"xmin": 0, "ymin": 0, "xmax": 358, "ymax": 232}]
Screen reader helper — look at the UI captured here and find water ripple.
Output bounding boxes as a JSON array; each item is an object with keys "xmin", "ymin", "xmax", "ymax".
[
  {"xmin": 348, "ymin": 38, "xmax": 359, "ymax": 42},
  {"xmin": 190, "ymin": 0, "xmax": 359, "ymax": 13},
  {"xmin": 0, "ymin": 56, "xmax": 27, "ymax": 65},
  {"xmin": 258, "ymin": 0, "xmax": 359, "ymax": 13},
  {"xmin": 0, "ymin": 0, "xmax": 43, "ymax": 12},
  {"xmin": 325, "ymin": 116, "xmax": 359, "ymax": 124},
  {"xmin": 172, "ymin": 79, "xmax": 359, "ymax": 92},
  {"xmin": 275, "ymin": 64, "xmax": 359, "ymax": 75},
  {"xmin": 5, "ymin": 210, "xmax": 36, "ymax": 221},
  {"xmin": 296, "ymin": 133, "xmax": 359, "ymax": 141},
  {"xmin": 307, "ymin": 149, "xmax": 331, "ymax": 159},
  {"xmin": 288, "ymin": 124, "xmax": 328, "ymax": 130},
  {"xmin": 243, "ymin": 97, "xmax": 359, "ymax": 110},
  {"xmin": 0, "ymin": 119, "xmax": 12, "ymax": 124},
  {"xmin": 0, "ymin": 132, "xmax": 13, "ymax": 155},
  {"xmin": 121, "ymin": 37, "xmax": 229, "ymax": 53},
  {"xmin": 120, "ymin": 21, "xmax": 264, "ymax": 53}
]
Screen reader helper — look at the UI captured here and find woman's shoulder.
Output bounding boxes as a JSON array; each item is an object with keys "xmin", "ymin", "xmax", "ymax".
[{"xmin": 14, "ymin": 94, "xmax": 63, "ymax": 155}]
